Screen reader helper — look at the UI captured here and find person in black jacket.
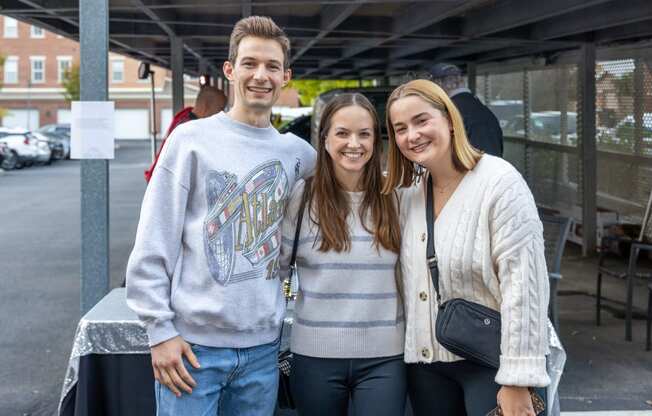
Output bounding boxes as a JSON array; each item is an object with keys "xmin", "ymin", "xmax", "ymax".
[{"xmin": 429, "ymin": 63, "xmax": 503, "ymax": 157}]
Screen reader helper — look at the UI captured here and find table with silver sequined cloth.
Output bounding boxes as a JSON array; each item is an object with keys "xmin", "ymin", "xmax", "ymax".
[{"xmin": 58, "ymin": 288, "xmax": 294, "ymax": 415}]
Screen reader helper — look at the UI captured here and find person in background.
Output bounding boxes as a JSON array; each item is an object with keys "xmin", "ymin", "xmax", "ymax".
[
  {"xmin": 144, "ymin": 86, "xmax": 227, "ymax": 182},
  {"xmin": 429, "ymin": 63, "xmax": 503, "ymax": 157},
  {"xmin": 280, "ymin": 93, "xmax": 406, "ymax": 416}
]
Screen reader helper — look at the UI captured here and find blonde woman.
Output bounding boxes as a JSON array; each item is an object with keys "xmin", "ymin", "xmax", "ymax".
[{"xmin": 383, "ymin": 79, "xmax": 550, "ymax": 416}]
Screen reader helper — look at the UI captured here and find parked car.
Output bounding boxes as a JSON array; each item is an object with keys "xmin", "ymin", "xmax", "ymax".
[
  {"xmin": 29, "ymin": 133, "xmax": 52, "ymax": 164},
  {"xmin": 33, "ymin": 132, "xmax": 65, "ymax": 161},
  {"xmin": 279, "ymin": 114, "xmax": 311, "ymax": 143},
  {"xmin": 0, "ymin": 127, "xmax": 39, "ymax": 168},
  {"xmin": 503, "ymin": 111, "xmax": 578, "ymax": 145},
  {"xmin": 0, "ymin": 141, "xmax": 16, "ymax": 170},
  {"xmin": 39, "ymin": 124, "xmax": 71, "ymax": 159},
  {"xmin": 488, "ymin": 100, "xmax": 524, "ymax": 128}
]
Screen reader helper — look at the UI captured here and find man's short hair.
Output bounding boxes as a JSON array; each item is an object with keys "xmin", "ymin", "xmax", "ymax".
[{"xmin": 228, "ymin": 16, "xmax": 291, "ymax": 69}]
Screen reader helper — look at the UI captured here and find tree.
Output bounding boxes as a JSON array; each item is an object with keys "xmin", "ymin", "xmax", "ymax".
[
  {"xmin": 286, "ymin": 79, "xmax": 375, "ymax": 107},
  {"xmin": 62, "ymin": 64, "xmax": 80, "ymax": 102}
]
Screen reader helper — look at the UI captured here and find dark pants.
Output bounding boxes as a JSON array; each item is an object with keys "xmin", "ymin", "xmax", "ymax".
[
  {"xmin": 290, "ymin": 353, "xmax": 407, "ymax": 416},
  {"xmin": 407, "ymin": 361, "xmax": 546, "ymax": 416}
]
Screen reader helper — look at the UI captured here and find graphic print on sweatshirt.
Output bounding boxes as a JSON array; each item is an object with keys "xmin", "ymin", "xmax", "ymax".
[{"xmin": 203, "ymin": 160, "xmax": 289, "ymax": 286}]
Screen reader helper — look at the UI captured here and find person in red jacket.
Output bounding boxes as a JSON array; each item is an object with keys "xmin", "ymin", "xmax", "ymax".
[{"xmin": 145, "ymin": 86, "xmax": 227, "ymax": 182}]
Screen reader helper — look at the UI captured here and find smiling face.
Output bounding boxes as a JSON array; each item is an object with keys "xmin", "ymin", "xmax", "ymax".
[
  {"xmin": 388, "ymin": 94, "xmax": 453, "ymax": 168},
  {"xmin": 324, "ymin": 105, "xmax": 375, "ymax": 190},
  {"xmin": 223, "ymin": 36, "xmax": 291, "ymax": 113}
]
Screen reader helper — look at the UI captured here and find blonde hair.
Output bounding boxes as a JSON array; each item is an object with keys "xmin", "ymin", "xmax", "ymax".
[
  {"xmin": 229, "ymin": 16, "xmax": 291, "ymax": 69},
  {"xmin": 382, "ymin": 79, "xmax": 482, "ymax": 193}
]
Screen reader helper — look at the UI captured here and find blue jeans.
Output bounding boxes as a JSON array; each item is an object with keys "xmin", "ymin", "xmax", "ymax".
[{"xmin": 155, "ymin": 338, "xmax": 280, "ymax": 416}]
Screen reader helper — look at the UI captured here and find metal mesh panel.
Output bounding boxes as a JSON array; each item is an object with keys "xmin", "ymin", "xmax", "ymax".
[
  {"xmin": 486, "ymin": 72, "xmax": 524, "ymax": 135},
  {"xmin": 476, "ymin": 74, "xmax": 488, "ymax": 104},
  {"xmin": 595, "ymin": 59, "xmax": 652, "ymax": 223},
  {"xmin": 528, "ymin": 66, "xmax": 579, "ymax": 146}
]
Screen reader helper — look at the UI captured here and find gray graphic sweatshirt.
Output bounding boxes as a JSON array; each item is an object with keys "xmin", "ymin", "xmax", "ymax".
[{"xmin": 126, "ymin": 111, "xmax": 316, "ymax": 348}]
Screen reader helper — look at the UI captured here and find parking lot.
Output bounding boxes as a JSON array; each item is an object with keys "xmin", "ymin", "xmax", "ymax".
[
  {"xmin": 2, "ymin": 140, "xmax": 652, "ymax": 415},
  {"xmin": 0, "ymin": 141, "xmax": 148, "ymax": 416}
]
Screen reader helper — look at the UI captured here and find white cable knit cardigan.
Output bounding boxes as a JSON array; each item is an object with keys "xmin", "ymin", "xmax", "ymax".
[{"xmin": 398, "ymin": 154, "xmax": 551, "ymax": 387}]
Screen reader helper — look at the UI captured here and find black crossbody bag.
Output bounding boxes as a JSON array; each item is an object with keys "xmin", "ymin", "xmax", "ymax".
[
  {"xmin": 277, "ymin": 192, "xmax": 307, "ymax": 409},
  {"xmin": 426, "ymin": 175, "xmax": 501, "ymax": 369}
]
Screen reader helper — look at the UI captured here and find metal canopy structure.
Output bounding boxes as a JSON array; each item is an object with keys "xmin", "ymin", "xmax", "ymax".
[{"xmin": 2, "ymin": 0, "xmax": 652, "ymax": 79}]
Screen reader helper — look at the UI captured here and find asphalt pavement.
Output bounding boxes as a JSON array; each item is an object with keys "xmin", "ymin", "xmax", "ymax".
[
  {"xmin": 2, "ymin": 141, "xmax": 652, "ymax": 416},
  {"xmin": 0, "ymin": 141, "xmax": 149, "ymax": 416}
]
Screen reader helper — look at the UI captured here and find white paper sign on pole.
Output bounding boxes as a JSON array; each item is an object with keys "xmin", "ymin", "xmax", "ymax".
[{"xmin": 70, "ymin": 101, "xmax": 115, "ymax": 159}]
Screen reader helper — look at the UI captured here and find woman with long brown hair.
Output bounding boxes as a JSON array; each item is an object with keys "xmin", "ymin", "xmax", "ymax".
[
  {"xmin": 383, "ymin": 79, "xmax": 551, "ymax": 416},
  {"xmin": 279, "ymin": 93, "xmax": 406, "ymax": 415}
]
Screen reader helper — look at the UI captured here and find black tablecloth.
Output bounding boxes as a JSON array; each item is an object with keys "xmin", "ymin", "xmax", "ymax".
[{"xmin": 60, "ymin": 354, "xmax": 155, "ymax": 416}]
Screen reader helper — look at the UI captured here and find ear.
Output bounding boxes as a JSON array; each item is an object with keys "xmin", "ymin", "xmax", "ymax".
[
  {"xmin": 223, "ymin": 61, "xmax": 234, "ymax": 82},
  {"xmin": 283, "ymin": 68, "xmax": 292, "ymax": 87},
  {"xmin": 324, "ymin": 138, "xmax": 330, "ymax": 152}
]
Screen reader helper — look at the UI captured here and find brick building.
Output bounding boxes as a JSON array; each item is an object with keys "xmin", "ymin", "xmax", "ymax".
[
  {"xmin": 0, "ymin": 16, "xmax": 202, "ymax": 139},
  {"xmin": 0, "ymin": 16, "xmax": 302, "ymax": 139}
]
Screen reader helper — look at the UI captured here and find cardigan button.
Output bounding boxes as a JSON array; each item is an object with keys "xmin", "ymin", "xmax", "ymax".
[
  {"xmin": 420, "ymin": 233, "xmax": 426, "ymax": 242},
  {"xmin": 419, "ymin": 291, "xmax": 428, "ymax": 301},
  {"xmin": 421, "ymin": 347, "xmax": 431, "ymax": 358}
]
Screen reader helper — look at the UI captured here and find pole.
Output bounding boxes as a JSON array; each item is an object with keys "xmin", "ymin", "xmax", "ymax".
[
  {"xmin": 80, "ymin": 0, "xmax": 110, "ymax": 315},
  {"xmin": 149, "ymin": 71, "xmax": 158, "ymax": 162}
]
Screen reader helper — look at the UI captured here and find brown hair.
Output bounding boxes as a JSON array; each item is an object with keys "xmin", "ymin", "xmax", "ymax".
[
  {"xmin": 229, "ymin": 16, "xmax": 291, "ymax": 69},
  {"xmin": 306, "ymin": 93, "xmax": 400, "ymax": 253},
  {"xmin": 382, "ymin": 79, "xmax": 482, "ymax": 193}
]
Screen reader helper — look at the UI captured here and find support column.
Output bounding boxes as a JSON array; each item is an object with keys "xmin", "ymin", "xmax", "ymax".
[
  {"xmin": 467, "ymin": 62, "xmax": 477, "ymax": 95},
  {"xmin": 171, "ymin": 36, "xmax": 184, "ymax": 113},
  {"xmin": 580, "ymin": 43, "xmax": 597, "ymax": 257},
  {"xmin": 80, "ymin": 0, "xmax": 109, "ymax": 315}
]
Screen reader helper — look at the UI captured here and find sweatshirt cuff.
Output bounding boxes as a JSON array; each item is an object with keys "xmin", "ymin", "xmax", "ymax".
[
  {"xmin": 146, "ymin": 320, "xmax": 180, "ymax": 347},
  {"xmin": 495, "ymin": 355, "xmax": 550, "ymax": 387}
]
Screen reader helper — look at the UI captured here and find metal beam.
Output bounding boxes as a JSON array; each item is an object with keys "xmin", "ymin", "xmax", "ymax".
[
  {"xmin": 171, "ymin": 36, "xmax": 185, "ymax": 113},
  {"xmin": 291, "ymin": 1, "xmax": 367, "ymax": 64},
  {"xmin": 242, "ymin": 0, "xmax": 251, "ymax": 17},
  {"xmin": 300, "ymin": 0, "xmax": 485, "ymax": 77},
  {"xmin": 79, "ymin": 0, "xmax": 109, "ymax": 315},
  {"xmin": 461, "ymin": 0, "xmax": 613, "ymax": 38},
  {"xmin": 130, "ymin": 0, "xmax": 204, "ymax": 61},
  {"xmin": 531, "ymin": 0, "xmax": 652, "ymax": 40},
  {"xmin": 579, "ymin": 43, "xmax": 597, "ymax": 258}
]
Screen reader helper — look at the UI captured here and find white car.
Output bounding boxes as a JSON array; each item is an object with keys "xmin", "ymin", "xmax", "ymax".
[
  {"xmin": 0, "ymin": 127, "xmax": 39, "ymax": 168},
  {"xmin": 30, "ymin": 132, "xmax": 53, "ymax": 164}
]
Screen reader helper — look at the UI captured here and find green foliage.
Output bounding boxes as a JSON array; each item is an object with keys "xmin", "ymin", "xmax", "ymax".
[
  {"xmin": 286, "ymin": 79, "xmax": 375, "ymax": 107},
  {"xmin": 613, "ymin": 72, "xmax": 634, "ymax": 98},
  {"xmin": 62, "ymin": 64, "xmax": 80, "ymax": 102}
]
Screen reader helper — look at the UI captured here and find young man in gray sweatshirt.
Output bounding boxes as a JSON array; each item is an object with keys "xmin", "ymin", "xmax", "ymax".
[{"xmin": 126, "ymin": 16, "xmax": 316, "ymax": 416}]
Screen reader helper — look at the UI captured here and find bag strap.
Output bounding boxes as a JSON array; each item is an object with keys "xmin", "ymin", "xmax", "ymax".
[
  {"xmin": 280, "ymin": 183, "xmax": 308, "ymax": 343},
  {"xmin": 426, "ymin": 174, "xmax": 442, "ymax": 303},
  {"xmin": 284, "ymin": 183, "xmax": 308, "ymax": 304}
]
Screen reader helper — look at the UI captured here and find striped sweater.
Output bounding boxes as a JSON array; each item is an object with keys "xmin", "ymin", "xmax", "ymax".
[{"xmin": 279, "ymin": 179, "xmax": 405, "ymax": 359}]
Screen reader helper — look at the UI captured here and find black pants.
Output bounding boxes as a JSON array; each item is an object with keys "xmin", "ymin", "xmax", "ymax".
[
  {"xmin": 407, "ymin": 361, "xmax": 546, "ymax": 416},
  {"xmin": 290, "ymin": 353, "xmax": 407, "ymax": 416}
]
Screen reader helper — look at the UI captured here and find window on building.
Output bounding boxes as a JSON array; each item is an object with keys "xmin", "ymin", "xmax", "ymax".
[
  {"xmin": 3, "ymin": 56, "xmax": 18, "ymax": 84},
  {"xmin": 57, "ymin": 57, "xmax": 72, "ymax": 83},
  {"xmin": 111, "ymin": 60, "xmax": 125, "ymax": 83},
  {"xmin": 4, "ymin": 17, "xmax": 18, "ymax": 38},
  {"xmin": 30, "ymin": 57, "xmax": 45, "ymax": 83},
  {"xmin": 30, "ymin": 25, "xmax": 45, "ymax": 38}
]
